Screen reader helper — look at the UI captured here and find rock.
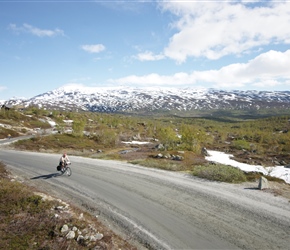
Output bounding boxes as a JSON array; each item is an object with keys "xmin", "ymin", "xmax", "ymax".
[
  {"xmin": 61, "ymin": 224, "xmax": 69, "ymax": 233},
  {"xmin": 201, "ymin": 147, "xmax": 209, "ymax": 156},
  {"xmin": 172, "ymin": 155, "xmax": 183, "ymax": 161},
  {"xmin": 156, "ymin": 153, "xmax": 163, "ymax": 158},
  {"xmin": 155, "ymin": 144, "xmax": 164, "ymax": 150},
  {"xmin": 95, "ymin": 233, "xmax": 104, "ymax": 240},
  {"xmin": 66, "ymin": 230, "xmax": 75, "ymax": 239},
  {"xmin": 164, "ymin": 153, "xmax": 171, "ymax": 159},
  {"xmin": 56, "ymin": 205, "xmax": 65, "ymax": 211},
  {"xmin": 89, "ymin": 235, "xmax": 97, "ymax": 242},
  {"xmin": 77, "ymin": 235, "xmax": 84, "ymax": 242},
  {"xmin": 258, "ymin": 176, "xmax": 269, "ymax": 190}
]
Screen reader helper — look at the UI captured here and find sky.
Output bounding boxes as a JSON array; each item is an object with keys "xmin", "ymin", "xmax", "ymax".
[{"xmin": 1, "ymin": 0, "xmax": 290, "ymax": 100}]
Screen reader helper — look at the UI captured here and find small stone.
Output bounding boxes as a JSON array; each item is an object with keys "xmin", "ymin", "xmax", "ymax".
[
  {"xmin": 61, "ymin": 224, "xmax": 69, "ymax": 233},
  {"xmin": 77, "ymin": 235, "xmax": 84, "ymax": 242},
  {"xmin": 95, "ymin": 233, "xmax": 104, "ymax": 240},
  {"xmin": 89, "ymin": 235, "xmax": 97, "ymax": 242},
  {"xmin": 66, "ymin": 230, "xmax": 75, "ymax": 239}
]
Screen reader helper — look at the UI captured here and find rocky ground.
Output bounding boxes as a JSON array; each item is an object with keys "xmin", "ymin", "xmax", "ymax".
[
  {"xmin": 109, "ymin": 144, "xmax": 290, "ymax": 201},
  {"xmin": 1, "ymin": 166, "xmax": 141, "ymax": 250}
]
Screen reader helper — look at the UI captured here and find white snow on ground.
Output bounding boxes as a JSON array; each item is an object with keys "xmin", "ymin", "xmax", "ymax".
[
  {"xmin": 47, "ymin": 120, "xmax": 56, "ymax": 126},
  {"xmin": 122, "ymin": 141, "xmax": 150, "ymax": 145},
  {"xmin": 206, "ymin": 150, "xmax": 290, "ymax": 184}
]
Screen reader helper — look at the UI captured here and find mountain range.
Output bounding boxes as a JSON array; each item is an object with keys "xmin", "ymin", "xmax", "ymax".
[{"xmin": 3, "ymin": 86, "xmax": 290, "ymax": 115}]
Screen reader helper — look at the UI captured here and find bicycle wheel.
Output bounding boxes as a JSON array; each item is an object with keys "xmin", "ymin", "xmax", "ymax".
[{"xmin": 66, "ymin": 167, "xmax": 72, "ymax": 176}]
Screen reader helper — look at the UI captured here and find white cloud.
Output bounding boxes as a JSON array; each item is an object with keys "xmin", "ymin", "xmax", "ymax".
[
  {"xmin": 157, "ymin": 1, "xmax": 290, "ymax": 63},
  {"xmin": 81, "ymin": 44, "xmax": 105, "ymax": 53},
  {"xmin": 244, "ymin": 50, "xmax": 290, "ymax": 77},
  {"xmin": 8, "ymin": 23, "xmax": 64, "ymax": 37},
  {"xmin": 108, "ymin": 72, "xmax": 194, "ymax": 85},
  {"xmin": 134, "ymin": 51, "xmax": 165, "ymax": 61},
  {"xmin": 108, "ymin": 49, "xmax": 290, "ymax": 89}
]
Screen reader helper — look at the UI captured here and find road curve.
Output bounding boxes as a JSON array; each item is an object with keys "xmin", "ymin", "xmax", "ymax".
[{"xmin": 1, "ymin": 149, "xmax": 290, "ymax": 250}]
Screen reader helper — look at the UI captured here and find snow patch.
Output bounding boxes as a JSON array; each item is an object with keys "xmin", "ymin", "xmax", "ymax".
[{"xmin": 206, "ymin": 150, "xmax": 290, "ymax": 184}]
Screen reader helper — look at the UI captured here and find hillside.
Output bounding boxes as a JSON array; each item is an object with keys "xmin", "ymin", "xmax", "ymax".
[
  {"xmin": 1, "ymin": 107, "xmax": 290, "ymax": 249},
  {"xmin": 3, "ymin": 86, "xmax": 290, "ymax": 115},
  {"xmin": 1, "ymin": 107, "xmax": 290, "ymax": 174}
]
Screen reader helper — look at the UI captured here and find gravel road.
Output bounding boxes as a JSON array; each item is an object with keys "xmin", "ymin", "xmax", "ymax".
[{"xmin": 1, "ymin": 149, "xmax": 290, "ymax": 250}]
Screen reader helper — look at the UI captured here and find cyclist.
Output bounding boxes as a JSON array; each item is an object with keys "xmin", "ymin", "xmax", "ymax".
[{"xmin": 59, "ymin": 153, "xmax": 70, "ymax": 171}]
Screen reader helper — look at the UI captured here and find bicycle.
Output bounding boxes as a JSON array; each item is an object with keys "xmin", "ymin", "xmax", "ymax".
[{"xmin": 57, "ymin": 162, "xmax": 72, "ymax": 176}]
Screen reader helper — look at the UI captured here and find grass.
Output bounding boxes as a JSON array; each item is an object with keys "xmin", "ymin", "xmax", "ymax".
[
  {"xmin": 129, "ymin": 151, "xmax": 207, "ymax": 172},
  {"xmin": 0, "ymin": 127, "xmax": 20, "ymax": 139},
  {"xmin": 244, "ymin": 171, "xmax": 287, "ymax": 183},
  {"xmin": 191, "ymin": 164, "xmax": 247, "ymax": 183},
  {"xmin": 2, "ymin": 108, "xmax": 290, "ymax": 248},
  {"xmin": 0, "ymin": 162, "xmax": 137, "ymax": 250},
  {"xmin": 130, "ymin": 158, "xmax": 183, "ymax": 171},
  {"xmin": 191, "ymin": 164, "xmax": 288, "ymax": 184},
  {"xmin": 3, "ymin": 107, "xmax": 290, "ymax": 182},
  {"xmin": 13, "ymin": 134, "xmax": 101, "ymax": 153}
]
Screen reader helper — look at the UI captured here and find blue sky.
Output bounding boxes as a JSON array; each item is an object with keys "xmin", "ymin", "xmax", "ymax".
[{"xmin": 1, "ymin": 0, "xmax": 290, "ymax": 100}]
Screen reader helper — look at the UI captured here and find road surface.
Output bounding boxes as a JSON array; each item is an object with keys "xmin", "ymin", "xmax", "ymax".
[{"xmin": 0, "ymin": 149, "xmax": 290, "ymax": 250}]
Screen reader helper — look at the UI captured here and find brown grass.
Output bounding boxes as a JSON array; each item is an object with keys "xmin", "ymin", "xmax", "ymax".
[{"xmin": 0, "ymin": 162, "xmax": 137, "ymax": 250}]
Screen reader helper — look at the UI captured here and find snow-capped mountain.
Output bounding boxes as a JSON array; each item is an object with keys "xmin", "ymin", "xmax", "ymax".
[{"xmin": 3, "ymin": 86, "xmax": 290, "ymax": 113}]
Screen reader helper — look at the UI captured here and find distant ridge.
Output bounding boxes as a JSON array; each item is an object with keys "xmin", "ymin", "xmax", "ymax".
[{"xmin": 3, "ymin": 86, "xmax": 290, "ymax": 114}]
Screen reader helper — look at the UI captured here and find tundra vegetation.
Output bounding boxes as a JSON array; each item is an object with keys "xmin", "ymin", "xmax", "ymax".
[
  {"xmin": 0, "ymin": 107, "xmax": 290, "ymax": 181},
  {"xmin": 1, "ymin": 107, "xmax": 290, "ymax": 182},
  {"xmin": 1, "ymin": 107, "xmax": 290, "ymax": 248}
]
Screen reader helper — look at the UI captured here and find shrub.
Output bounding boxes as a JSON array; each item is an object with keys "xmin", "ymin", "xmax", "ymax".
[
  {"xmin": 232, "ymin": 139, "xmax": 251, "ymax": 150},
  {"xmin": 92, "ymin": 129, "xmax": 118, "ymax": 148},
  {"xmin": 130, "ymin": 158, "xmax": 182, "ymax": 171},
  {"xmin": 192, "ymin": 164, "xmax": 247, "ymax": 183},
  {"xmin": 0, "ymin": 179, "xmax": 51, "ymax": 217},
  {"xmin": 156, "ymin": 126, "xmax": 178, "ymax": 150},
  {"xmin": 180, "ymin": 124, "xmax": 205, "ymax": 152}
]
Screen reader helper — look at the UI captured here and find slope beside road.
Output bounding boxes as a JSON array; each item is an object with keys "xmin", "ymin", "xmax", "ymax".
[{"xmin": 0, "ymin": 149, "xmax": 290, "ymax": 250}]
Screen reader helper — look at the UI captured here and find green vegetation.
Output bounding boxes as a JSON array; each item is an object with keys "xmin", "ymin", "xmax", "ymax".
[
  {"xmin": 1, "ymin": 107, "xmax": 290, "ymax": 248},
  {"xmin": 130, "ymin": 158, "xmax": 183, "ymax": 171},
  {"xmin": 0, "ymin": 108, "xmax": 51, "ymax": 139},
  {"xmin": 1, "ymin": 106, "xmax": 290, "ymax": 182},
  {"xmin": 191, "ymin": 164, "xmax": 247, "ymax": 183}
]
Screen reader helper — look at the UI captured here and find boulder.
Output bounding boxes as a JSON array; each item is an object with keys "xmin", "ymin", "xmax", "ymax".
[
  {"xmin": 258, "ymin": 176, "xmax": 269, "ymax": 190},
  {"xmin": 201, "ymin": 147, "xmax": 209, "ymax": 156}
]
